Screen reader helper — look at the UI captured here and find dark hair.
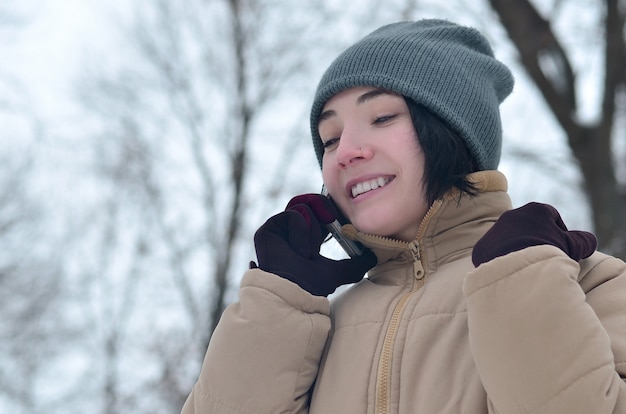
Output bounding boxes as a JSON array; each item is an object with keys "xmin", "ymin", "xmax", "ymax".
[{"xmin": 404, "ymin": 97, "xmax": 479, "ymax": 205}]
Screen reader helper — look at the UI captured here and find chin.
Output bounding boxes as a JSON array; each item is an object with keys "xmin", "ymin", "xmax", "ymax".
[
  {"xmin": 352, "ymin": 219, "xmax": 392, "ymax": 238},
  {"xmin": 351, "ymin": 206, "xmax": 399, "ymax": 236}
]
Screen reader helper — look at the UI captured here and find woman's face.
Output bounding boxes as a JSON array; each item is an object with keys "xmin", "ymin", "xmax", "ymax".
[{"xmin": 319, "ymin": 86, "xmax": 429, "ymax": 242}]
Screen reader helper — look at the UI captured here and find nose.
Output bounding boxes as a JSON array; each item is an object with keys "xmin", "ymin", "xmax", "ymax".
[{"xmin": 335, "ymin": 130, "xmax": 372, "ymax": 167}]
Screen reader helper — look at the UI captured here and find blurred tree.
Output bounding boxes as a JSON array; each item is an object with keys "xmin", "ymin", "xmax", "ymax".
[
  {"xmin": 488, "ymin": 0, "xmax": 626, "ymax": 258},
  {"xmin": 77, "ymin": 0, "xmax": 359, "ymax": 411},
  {"xmin": 71, "ymin": 0, "xmax": 626, "ymax": 412},
  {"xmin": 0, "ymin": 150, "xmax": 76, "ymax": 414},
  {"xmin": 0, "ymin": 4, "xmax": 76, "ymax": 413},
  {"xmin": 1, "ymin": 0, "xmax": 617, "ymax": 412}
]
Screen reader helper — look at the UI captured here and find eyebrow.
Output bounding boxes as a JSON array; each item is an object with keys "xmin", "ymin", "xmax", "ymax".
[
  {"xmin": 318, "ymin": 88, "xmax": 398, "ymax": 124},
  {"xmin": 356, "ymin": 88, "xmax": 393, "ymax": 104}
]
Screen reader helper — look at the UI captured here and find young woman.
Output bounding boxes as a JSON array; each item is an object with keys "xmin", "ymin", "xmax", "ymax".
[{"xmin": 182, "ymin": 19, "xmax": 626, "ymax": 413}]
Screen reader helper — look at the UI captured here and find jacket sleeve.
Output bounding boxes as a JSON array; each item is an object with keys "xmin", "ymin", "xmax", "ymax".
[
  {"xmin": 181, "ymin": 268, "xmax": 331, "ymax": 414},
  {"xmin": 464, "ymin": 245, "xmax": 626, "ymax": 413}
]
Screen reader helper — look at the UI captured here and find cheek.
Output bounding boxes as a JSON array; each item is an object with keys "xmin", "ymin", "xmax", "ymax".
[
  {"xmin": 321, "ymin": 164, "xmax": 337, "ymax": 194},
  {"xmin": 408, "ymin": 151, "xmax": 426, "ymax": 182},
  {"xmin": 398, "ymin": 132, "xmax": 425, "ymax": 178},
  {"xmin": 322, "ymin": 164, "xmax": 351, "ymax": 212}
]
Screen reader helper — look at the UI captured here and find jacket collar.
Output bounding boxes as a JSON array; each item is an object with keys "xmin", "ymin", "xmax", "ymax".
[{"xmin": 341, "ymin": 171, "xmax": 511, "ymax": 274}]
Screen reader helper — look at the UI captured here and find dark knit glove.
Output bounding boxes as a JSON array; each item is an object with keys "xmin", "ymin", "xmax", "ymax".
[
  {"xmin": 472, "ymin": 202, "xmax": 597, "ymax": 267},
  {"xmin": 254, "ymin": 194, "xmax": 377, "ymax": 296}
]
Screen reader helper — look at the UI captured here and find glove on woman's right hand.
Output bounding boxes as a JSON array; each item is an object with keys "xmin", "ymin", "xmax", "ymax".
[
  {"xmin": 254, "ymin": 195, "xmax": 376, "ymax": 297},
  {"xmin": 472, "ymin": 202, "xmax": 597, "ymax": 267}
]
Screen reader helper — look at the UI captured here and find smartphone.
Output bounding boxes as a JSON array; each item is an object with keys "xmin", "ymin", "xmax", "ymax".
[{"xmin": 321, "ymin": 185, "xmax": 365, "ymax": 258}]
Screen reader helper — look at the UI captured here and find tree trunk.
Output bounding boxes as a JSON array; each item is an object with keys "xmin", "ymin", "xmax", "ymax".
[{"xmin": 488, "ymin": 0, "xmax": 626, "ymax": 258}]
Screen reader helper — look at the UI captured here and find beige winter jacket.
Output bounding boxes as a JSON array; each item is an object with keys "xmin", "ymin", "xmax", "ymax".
[{"xmin": 182, "ymin": 171, "xmax": 626, "ymax": 413}]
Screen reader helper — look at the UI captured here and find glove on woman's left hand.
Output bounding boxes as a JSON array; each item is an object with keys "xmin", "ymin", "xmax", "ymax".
[
  {"xmin": 472, "ymin": 202, "xmax": 597, "ymax": 267},
  {"xmin": 254, "ymin": 194, "xmax": 377, "ymax": 296}
]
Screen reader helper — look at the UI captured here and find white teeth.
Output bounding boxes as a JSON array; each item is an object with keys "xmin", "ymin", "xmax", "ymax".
[{"xmin": 351, "ymin": 177, "xmax": 390, "ymax": 197}]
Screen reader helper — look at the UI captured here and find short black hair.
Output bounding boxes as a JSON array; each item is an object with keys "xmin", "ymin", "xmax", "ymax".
[{"xmin": 404, "ymin": 97, "xmax": 479, "ymax": 205}]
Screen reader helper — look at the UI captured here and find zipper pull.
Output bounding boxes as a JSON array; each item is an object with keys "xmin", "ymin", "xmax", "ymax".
[
  {"xmin": 408, "ymin": 240, "xmax": 425, "ymax": 281},
  {"xmin": 408, "ymin": 240, "xmax": 421, "ymax": 262}
]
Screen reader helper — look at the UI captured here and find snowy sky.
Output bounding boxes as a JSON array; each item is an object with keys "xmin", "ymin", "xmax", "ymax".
[
  {"xmin": 1, "ymin": 0, "xmax": 599, "ymax": 231},
  {"xmin": 3, "ymin": 0, "xmax": 124, "ymax": 115}
]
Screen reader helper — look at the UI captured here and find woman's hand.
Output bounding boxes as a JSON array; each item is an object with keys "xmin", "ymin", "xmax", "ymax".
[
  {"xmin": 254, "ymin": 194, "xmax": 377, "ymax": 296},
  {"xmin": 472, "ymin": 202, "xmax": 597, "ymax": 267}
]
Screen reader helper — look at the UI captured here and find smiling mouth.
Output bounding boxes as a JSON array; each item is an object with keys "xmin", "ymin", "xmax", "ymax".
[{"xmin": 351, "ymin": 177, "xmax": 392, "ymax": 198}]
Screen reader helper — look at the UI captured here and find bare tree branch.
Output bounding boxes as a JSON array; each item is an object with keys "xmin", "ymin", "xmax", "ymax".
[{"xmin": 489, "ymin": 0, "xmax": 626, "ymax": 256}]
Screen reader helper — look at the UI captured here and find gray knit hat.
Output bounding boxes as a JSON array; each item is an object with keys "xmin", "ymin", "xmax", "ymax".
[{"xmin": 310, "ymin": 19, "xmax": 514, "ymax": 171}]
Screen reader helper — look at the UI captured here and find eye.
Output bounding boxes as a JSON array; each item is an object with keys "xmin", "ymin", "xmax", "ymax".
[
  {"xmin": 322, "ymin": 137, "xmax": 339, "ymax": 150},
  {"xmin": 373, "ymin": 114, "xmax": 397, "ymax": 125}
]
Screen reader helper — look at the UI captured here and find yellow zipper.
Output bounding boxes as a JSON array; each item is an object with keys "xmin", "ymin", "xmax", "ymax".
[
  {"xmin": 375, "ymin": 251, "xmax": 425, "ymax": 414},
  {"xmin": 373, "ymin": 200, "xmax": 441, "ymax": 414}
]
